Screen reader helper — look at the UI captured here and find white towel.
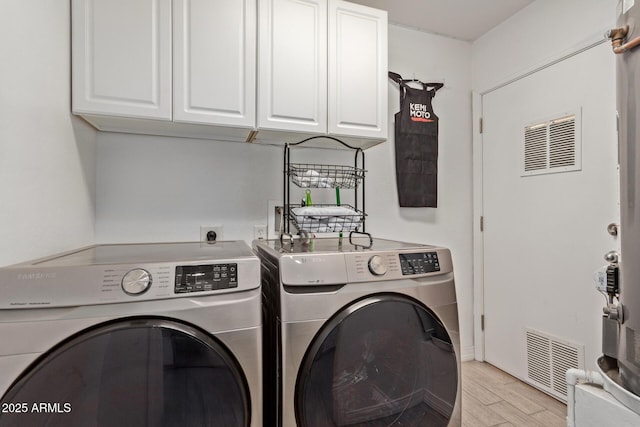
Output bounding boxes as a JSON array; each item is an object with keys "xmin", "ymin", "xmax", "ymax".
[
  {"xmin": 292, "ymin": 170, "xmax": 335, "ymax": 188},
  {"xmin": 292, "ymin": 206, "xmax": 361, "ymax": 232},
  {"xmin": 292, "ymin": 206, "xmax": 357, "ymax": 217}
]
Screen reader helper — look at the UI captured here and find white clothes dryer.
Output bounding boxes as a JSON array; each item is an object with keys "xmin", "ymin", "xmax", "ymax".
[
  {"xmin": 0, "ymin": 241, "xmax": 261, "ymax": 427},
  {"xmin": 254, "ymin": 237, "xmax": 461, "ymax": 427}
]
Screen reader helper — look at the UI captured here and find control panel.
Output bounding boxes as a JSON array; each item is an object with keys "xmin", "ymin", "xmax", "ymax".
[
  {"xmin": 399, "ymin": 252, "xmax": 440, "ymax": 275},
  {"xmin": 0, "ymin": 241, "xmax": 261, "ymax": 309},
  {"xmin": 345, "ymin": 249, "xmax": 449, "ymax": 283},
  {"xmin": 174, "ymin": 263, "xmax": 238, "ymax": 293}
]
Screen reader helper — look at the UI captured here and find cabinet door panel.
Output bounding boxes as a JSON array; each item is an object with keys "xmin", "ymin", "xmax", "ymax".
[
  {"xmin": 258, "ymin": 0, "xmax": 327, "ymax": 133},
  {"xmin": 328, "ymin": 0, "xmax": 387, "ymax": 140},
  {"xmin": 173, "ymin": 0, "xmax": 256, "ymax": 127},
  {"xmin": 72, "ymin": 0, "xmax": 172, "ymax": 119}
]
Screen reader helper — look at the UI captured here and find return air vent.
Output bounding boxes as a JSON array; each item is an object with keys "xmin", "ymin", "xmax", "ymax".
[
  {"xmin": 525, "ymin": 328, "xmax": 584, "ymax": 401},
  {"xmin": 522, "ymin": 111, "xmax": 581, "ymax": 177}
]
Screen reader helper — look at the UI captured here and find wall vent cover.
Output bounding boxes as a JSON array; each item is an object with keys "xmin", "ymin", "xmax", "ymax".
[
  {"xmin": 522, "ymin": 110, "xmax": 581, "ymax": 177},
  {"xmin": 525, "ymin": 328, "xmax": 584, "ymax": 401}
]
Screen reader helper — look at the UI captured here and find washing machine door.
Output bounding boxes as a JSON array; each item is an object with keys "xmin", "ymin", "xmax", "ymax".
[
  {"xmin": 0, "ymin": 318, "xmax": 250, "ymax": 427},
  {"xmin": 296, "ymin": 295, "xmax": 458, "ymax": 427}
]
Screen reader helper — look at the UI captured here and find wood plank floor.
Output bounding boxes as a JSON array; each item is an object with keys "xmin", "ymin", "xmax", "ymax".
[{"xmin": 462, "ymin": 361, "xmax": 567, "ymax": 427}]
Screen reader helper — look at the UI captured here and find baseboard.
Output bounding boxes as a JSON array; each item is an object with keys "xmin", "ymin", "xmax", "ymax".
[{"xmin": 460, "ymin": 346, "xmax": 475, "ymax": 362}]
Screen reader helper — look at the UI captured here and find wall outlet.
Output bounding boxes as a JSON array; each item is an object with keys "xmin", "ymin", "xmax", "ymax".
[
  {"xmin": 200, "ymin": 225, "xmax": 223, "ymax": 242},
  {"xmin": 254, "ymin": 224, "xmax": 267, "ymax": 240}
]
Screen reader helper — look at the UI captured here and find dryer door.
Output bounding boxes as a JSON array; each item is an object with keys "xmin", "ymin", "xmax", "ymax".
[
  {"xmin": 296, "ymin": 295, "xmax": 458, "ymax": 426},
  {"xmin": 0, "ymin": 318, "xmax": 250, "ymax": 427}
]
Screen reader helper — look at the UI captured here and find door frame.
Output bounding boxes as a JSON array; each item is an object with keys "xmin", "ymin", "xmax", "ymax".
[{"xmin": 472, "ymin": 32, "xmax": 610, "ymax": 362}]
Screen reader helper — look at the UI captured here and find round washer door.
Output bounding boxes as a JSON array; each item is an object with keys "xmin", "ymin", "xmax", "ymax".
[
  {"xmin": 0, "ymin": 318, "xmax": 250, "ymax": 427},
  {"xmin": 296, "ymin": 295, "xmax": 458, "ymax": 426}
]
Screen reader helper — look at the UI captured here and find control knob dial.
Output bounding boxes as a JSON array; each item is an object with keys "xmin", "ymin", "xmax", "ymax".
[
  {"xmin": 368, "ymin": 255, "xmax": 387, "ymax": 276},
  {"xmin": 122, "ymin": 268, "xmax": 152, "ymax": 295}
]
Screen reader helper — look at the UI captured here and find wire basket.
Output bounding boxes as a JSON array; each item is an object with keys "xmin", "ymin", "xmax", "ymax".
[
  {"xmin": 289, "ymin": 163, "xmax": 365, "ymax": 189},
  {"xmin": 289, "ymin": 204, "xmax": 365, "ymax": 233}
]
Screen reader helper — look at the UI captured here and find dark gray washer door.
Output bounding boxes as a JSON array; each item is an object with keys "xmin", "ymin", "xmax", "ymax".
[
  {"xmin": 296, "ymin": 295, "xmax": 458, "ymax": 427},
  {"xmin": 0, "ymin": 318, "xmax": 250, "ymax": 427}
]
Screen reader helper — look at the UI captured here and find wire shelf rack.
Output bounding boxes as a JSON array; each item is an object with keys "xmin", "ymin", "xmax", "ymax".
[
  {"xmin": 282, "ymin": 136, "xmax": 371, "ymax": 246},
  {"xmin": 289, "ymin": 163, "xmax": 365, "ymax": 189},
  {"xmin": 289, "ymin": 204, "xmax": 365, "ymax": 233}
]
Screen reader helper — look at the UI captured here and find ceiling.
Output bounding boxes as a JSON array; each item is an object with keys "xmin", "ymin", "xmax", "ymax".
[{"xmin": 347, "ymin": 0, "xmax": 535, "ymax": 41}]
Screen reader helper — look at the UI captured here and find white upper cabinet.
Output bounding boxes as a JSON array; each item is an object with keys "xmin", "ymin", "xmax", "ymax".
[
  {"xmin": 257, "ymin": 0, "xmax": 387, "ymax": 146},
  {"xmin": 258, "ymin": 0, "xmax": 327, "ymax": 134},
  {"xmin": 72, "ymin": 0, "xmax": 387, "ymax": 147},
  {"xmin": 328, "ymin": 0, "xmax": 387, "ymax": 140},
  {"xmin": 173, "ymin": 0, "xmax": 256, "ymax": 127},
  {"xmin": 72, "ymin": 0, "xmax": 172, "ymax": 120},
  {"xmin": 72, "ymin": 0, "xmax": 256, "ymax": 140}
]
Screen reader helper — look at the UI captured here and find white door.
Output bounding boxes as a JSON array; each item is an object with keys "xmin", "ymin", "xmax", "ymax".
[
  {"xmin": 173, "ymin": 0, "xmax": 256, "ymax": 127},
  {"xmin": 482, "ymin": 43, "xmax": 618, "ymax": 384},
  {"xmin": 258, "ymin": 0, "xmax": 327, "ymax": 133},
  {"xmin": 72, "ymin": 0, "xmax": 172, "ymax": 119},
  {"xmin": 328, "ymin": 0, "xmax": 387, "ymax": 140}
]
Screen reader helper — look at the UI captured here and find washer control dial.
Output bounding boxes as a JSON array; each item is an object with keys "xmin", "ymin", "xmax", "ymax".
[
  {"xmin": 122, "ymin": 268, "xmax": 152, "ymax": 295},
  {"xmin": 368, "ymin": 255, "xmax": 387, "ymax": 276}
]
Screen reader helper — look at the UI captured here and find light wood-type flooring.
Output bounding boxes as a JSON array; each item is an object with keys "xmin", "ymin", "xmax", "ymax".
[{"xmin": 462, "ymin": 361, "xmax": 567, "ymax": 427}]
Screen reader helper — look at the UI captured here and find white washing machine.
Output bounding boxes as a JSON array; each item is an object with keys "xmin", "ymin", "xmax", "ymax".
[
  {"xmin": 0, "ymin": 241, "xmax": 261, "ymax": 427},
  {"xmin": 254, "ymin": 236, "xmax": 461, "ymax": 427}
]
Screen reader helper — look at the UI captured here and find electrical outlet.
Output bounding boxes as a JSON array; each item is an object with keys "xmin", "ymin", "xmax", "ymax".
[
  {"xmin": 200, "ymin": 225, "xmax": 223, "ymax": 242},
  {"xmin": 254, "ymin": 225, "xmax": 267, "ymax": 240}
]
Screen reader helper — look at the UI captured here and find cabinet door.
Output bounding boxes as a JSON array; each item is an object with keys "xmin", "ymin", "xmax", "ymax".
[
  {"xmin": 173, "ymin": 0, "xmax": 256, "ymax": 127},
  {"xmin": 328, "ymin": 0, "xmax": 387, "ymax": 140},
  {"xmin": 72, "ymin": 0, "xmax": 172, "ymax": 119},
  {"xmin": 258, "ymin": 0, "xmax": 327, "ymax": 133}
]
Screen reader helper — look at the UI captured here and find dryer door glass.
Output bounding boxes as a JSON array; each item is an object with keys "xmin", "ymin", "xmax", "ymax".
[
  {"xmin": 0, "ymin": 319, "xmax": 249, "ymax": 427},
  {"xmin": 296, "ymin": 296, "xmax": 458, "ymax": 427}
]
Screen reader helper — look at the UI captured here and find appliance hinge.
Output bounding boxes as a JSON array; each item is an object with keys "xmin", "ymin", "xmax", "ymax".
[
  {"xmin": 481, "ymin": 314, "xmax": 485, "ymax": 331},
  {"xmin": 479, "ymin": 117, "xmax": 484, "ymax": 134},
  {"xmin": 480, "ymin": 216, "xmax": 484, "ymax": 232}
]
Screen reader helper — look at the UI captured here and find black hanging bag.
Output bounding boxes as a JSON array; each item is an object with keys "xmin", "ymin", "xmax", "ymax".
[{"xmin": 389, "ymin": 71, "xmax": 443, "ymax": 207}]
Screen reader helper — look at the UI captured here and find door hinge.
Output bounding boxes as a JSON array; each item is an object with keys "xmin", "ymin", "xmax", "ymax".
[
  {"xmin": 480, "ymin": 216, "xmax": 484, "ymax": 232},
  {"xmin": 481, "ymin": 314, "xmax": 485, "ymax": 331},
  {"xmin": 479, "ymin": 117, "xmax": 483, "ymax": 134}
]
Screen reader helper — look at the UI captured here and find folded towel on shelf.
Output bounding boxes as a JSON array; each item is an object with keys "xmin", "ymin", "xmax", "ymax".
[
  {"xmin": 291, "ymin": 206, "xmax": 362, "ymax": 232},
  {"xmin": 292, "ymin": 206, "xmax": 358, "ymax": 217},
  {"xmin": 292, "ymin": 170, "xmax": 335, "ymax": 188}
]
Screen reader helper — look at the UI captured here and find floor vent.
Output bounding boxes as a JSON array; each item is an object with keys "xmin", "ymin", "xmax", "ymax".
[
  {"xmin": 522, "ymin": 110, "xmax": 581, "ymax": 177},
  {"xmin": 525, "ymin": 328, "xmax": 584, "ymax": 401}
]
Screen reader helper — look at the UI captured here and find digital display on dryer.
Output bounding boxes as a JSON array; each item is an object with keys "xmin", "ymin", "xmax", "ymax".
[
  {"xmin": 174, "ymin": 264, "xmax": 237, "ymax": 293},
  {"xmin": 399, "ymin": 252, "xmax": 440, "ymax": 275}
]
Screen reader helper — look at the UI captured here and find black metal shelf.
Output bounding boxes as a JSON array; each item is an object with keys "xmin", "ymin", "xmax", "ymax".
[
  {"xmin": 289, "ymin": 163, "xmax": 364, "ymax": 189},
  {"xmin": 289, "ymin": 204, "xmax": 365, "ymax": 233},
  {"xmin": 283, "ymin": 136, "xmax": 368, "ymax": 238}
]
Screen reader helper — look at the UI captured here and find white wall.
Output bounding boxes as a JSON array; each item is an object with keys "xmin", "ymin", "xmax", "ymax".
[
  {"xmin": 364, "ymin": 25, "xmax": 474, "ymax": 359},
  {"xmin": 96, "ymin": 133, "xmax": 282, "ymax": 243},
  {"xmin": 96, "ymin": 132, "xmax": 360, "ymax": 243},
  {"xmin": 472, "ymin": 0, "xmax": 617, "ymax": 92},
  {"xmin": 0, "ymin": 1, "xmax": 96, "ymax": 267}
]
